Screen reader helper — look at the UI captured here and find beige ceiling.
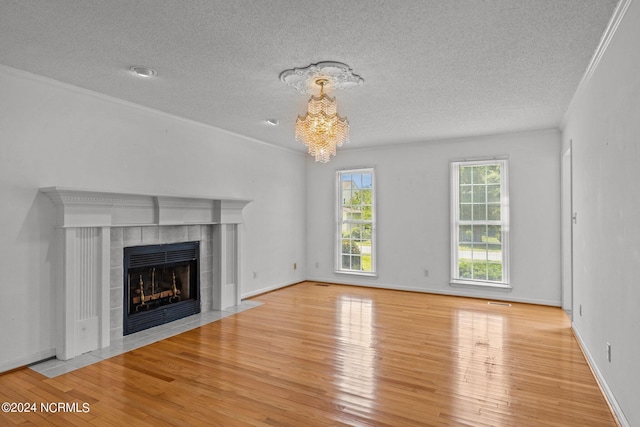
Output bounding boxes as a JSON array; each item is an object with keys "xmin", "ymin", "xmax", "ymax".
[{"xmin": 0, "ymin": 0, "xmax": 619, "ymax": 152}]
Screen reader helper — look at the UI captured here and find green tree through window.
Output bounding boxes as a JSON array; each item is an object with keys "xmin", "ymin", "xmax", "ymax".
[
  {"xmin": 338, "ymin": 169, "xmax": 375, "ymax": 274},
  {"xmin": 452, "ymin": 160, "xmax": 509, "ymax": 286}
]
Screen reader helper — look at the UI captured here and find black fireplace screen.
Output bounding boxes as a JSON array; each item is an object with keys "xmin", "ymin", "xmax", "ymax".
[{"xmin": 123, "ymin": 241, "xmax": 200, "ymax": 335}]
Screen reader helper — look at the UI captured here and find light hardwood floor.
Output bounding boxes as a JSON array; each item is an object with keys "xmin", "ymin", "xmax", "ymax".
[{"xmin": 0, "ymin": 282, "xmax": 618, "ymax": 426}]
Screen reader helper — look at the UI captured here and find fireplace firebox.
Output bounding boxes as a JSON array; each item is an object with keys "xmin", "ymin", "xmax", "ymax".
[{"xmin": 123, "ymin": 241, "xmax": 200, "ymax": 335}]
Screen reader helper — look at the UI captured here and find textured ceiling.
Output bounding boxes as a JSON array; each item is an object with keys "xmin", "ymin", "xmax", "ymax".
[{"xmin": 0, "ymin": 0, "xmax": 619, "ymax": 152}]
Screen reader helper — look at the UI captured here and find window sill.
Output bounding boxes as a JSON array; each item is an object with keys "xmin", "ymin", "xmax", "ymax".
[
  {"xmin": 335, "ymin": 270, "xmax": 378, "ymax": 278},
  {"xmin": 450, "ymin": 279, "xmax": 512, "ymax": 290}
]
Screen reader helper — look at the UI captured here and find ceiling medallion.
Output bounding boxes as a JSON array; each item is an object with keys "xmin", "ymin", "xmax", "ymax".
[
  {"xmin": 280, "ymin": 61, "xmax": 364, "ymax": 94},
  {"xmin": 280, "ymin": 62, "xmax": 363, "ymax": 163}
]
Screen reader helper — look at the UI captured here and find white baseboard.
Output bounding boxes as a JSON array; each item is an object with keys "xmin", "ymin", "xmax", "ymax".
[
  {"xmin": 241, "ymin": 279, "xmax": 303, "ymax": 299},
  {"xmin": 1, "ymin": 348, "xmax": 56, "ymax": 373},
  {"xmin": 572, "ymin": 325, "xmax": 629, "ymax": 427},
  {"xmin": 305, "ymin": 276, "xmax": 560, "ymax": 306}
]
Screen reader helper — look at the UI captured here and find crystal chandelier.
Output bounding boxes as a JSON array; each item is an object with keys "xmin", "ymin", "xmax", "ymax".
[
  {"xmin": 280, "ymin": 61, "xmax": 363, "ymax": 163},
  {"xmin": 295, "ymin": 79, "xmax": 349, "ymax": 163}
]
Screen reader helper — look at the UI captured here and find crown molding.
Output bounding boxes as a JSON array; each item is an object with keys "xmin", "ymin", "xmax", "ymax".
[{"xmin": 561, "ymin": 0, "xmax": 633, "ymax": 129}]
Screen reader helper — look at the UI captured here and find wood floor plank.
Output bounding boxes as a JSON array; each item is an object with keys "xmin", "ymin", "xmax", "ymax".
[{"xmin": 0, "ymin": 282, "xmax": 618, "ymax": 426}]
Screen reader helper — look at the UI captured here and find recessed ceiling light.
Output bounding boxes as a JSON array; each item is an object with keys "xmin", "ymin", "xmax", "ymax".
[
  {"xmin": 129, "ymin": 66, "xmax": 156, "ymax": 78},
  {"xmin": 265, "ymin": 119, "xmax": 279, "ymax": 126}
]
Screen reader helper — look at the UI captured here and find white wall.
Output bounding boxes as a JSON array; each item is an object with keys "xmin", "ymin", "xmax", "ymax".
[
  {"xmin": 0, "ymin": 66, "xmax": 307, "ymax": 372},
  {"xmin": 306, "ymin": 130, "xmax": 561, "ymax": 306},
  {"xmin": 562, "ymin": 0, "xmax": 639, "ymax": 425}
]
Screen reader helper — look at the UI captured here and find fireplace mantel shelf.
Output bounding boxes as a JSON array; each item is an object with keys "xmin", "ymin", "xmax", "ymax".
[{"xmin": 41, "ymin": 187, "xmax": 252, "ymax": 228}]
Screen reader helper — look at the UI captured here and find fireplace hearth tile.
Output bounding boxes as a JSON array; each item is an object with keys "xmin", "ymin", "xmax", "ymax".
[
  {"xmin": 123, "ymin": 227, "xmax": 142, "ymax": 246},
  {"xmin": 188, "ymin": 225, "xmax": 202, "ymax": 241},
  {"xmin": 110, "ymin": 227, "xmax": 123, "ymax": 247},
  {"xmin": 110, "ymin": 306, "xmax": 123, "ymax": 330},
  {"xmin": 142, "ymin": 226, "xmax": 160, "ymax": 244},
  {"xmin": 110, "ymin": 265, "xmax": 123, "ymax": 288},
  {"xmin": 159, "ymin": 225, "xmax": 188, "ymax": 243},
  {"xmin": 110, "ymin": 247, "xmax": 121, "ymax": 269},
  {"xmin": 30, "ymin": 300, "xmax": 262, "ymax": 378}
]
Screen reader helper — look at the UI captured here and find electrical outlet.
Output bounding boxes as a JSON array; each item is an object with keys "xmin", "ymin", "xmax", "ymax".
[
  {"xmin": 293, "ymin": 263, "xmax": 297, "ymax": 270},
  {"xmin": 607, "ymin": 343, "xmax": 612, "ymax": 362},
  {"xmin": 253, "ymin": 272, "xmax": 257, "ymax": 279},
  {"xmin": 424, "ymin": 269, "xmax": 429, "ymax": 277}
]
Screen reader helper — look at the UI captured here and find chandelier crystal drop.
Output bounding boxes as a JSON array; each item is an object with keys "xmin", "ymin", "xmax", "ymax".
[
  {"xmin": 280, "ymin": 62, "xmax": 362, "ymax": 163},
  {"xmin": 295, "ymin": 79, "xmax": 349, "ymax": 163}
]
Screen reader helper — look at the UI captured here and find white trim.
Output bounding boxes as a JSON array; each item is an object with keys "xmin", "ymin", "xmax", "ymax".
[
  {"xmin": 334, "ymin": 270, "xmax": 378, "ymax": 278},
  {"xmin": 240, "ymin": 279, "xmax": 305, "ymax": 299},
  {"xmin": 0, "ymin": 349, "xmax": 56, "ymax": 373},
  {"xmin": 450, "ymin": 159, "xmax": 510, "ymax": 286},
  {"xmin": 335, "ymin": 168, "xmax": 377, "ymax": 275},
  {"xmin": 572, "ymin": 326, "xmax": 630, "ymax": 427},
  {"xmin": 304, "ymin": 277, "xmax": 560, "ymax": 306},
  {"xmin": 450, "ymin": 279, "xmax": 512, "ymax": 290},
  {"xmin": 40, "ymin": 187, "xmax": 252, "ymax": 228},
  {"xmin": 561, "ymin": 0, "xmax": 633, "ymax": 130}
]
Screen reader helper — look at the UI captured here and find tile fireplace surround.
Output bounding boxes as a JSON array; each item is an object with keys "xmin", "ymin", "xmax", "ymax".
[{"xmin": 41, "ymin": 187, "xmax": 252, "ymax": 361}]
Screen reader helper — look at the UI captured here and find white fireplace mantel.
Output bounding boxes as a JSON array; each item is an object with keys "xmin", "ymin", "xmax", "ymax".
[
  {"xmin": 40, "ymin": 187, "xmax": 252, "ymax": 227},
  {"xmin": 41, "ymin": 187, "xmax": 252, "ymax": 361}
]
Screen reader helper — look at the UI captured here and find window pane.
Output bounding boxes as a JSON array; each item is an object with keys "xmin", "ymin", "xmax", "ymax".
[
  {"xmin": 362, "ymin": 223, "xmax": 372, "ymax": 240},
  {"xmin": 342, "ymin": 255, "xmax": 350, "ymax": 269},
  {"xmin": 473, "ymin": 166, "xmax": 486, "ymax": 184},
  {"xmin": 342, "ymin": 239, "xmax": 351, "ymax": 254},
  {"xmin": 350, "ymin": 226, "xmax": 361, "ymax": 239},
  {"xmin": 359, "ymin": 189, "xmax": 372, "ymax": 206},
  {"xmin": 361, "ymin": 173, "xmax": 372, "ymax": 189},
  {"xmin": 473, "ymin": 204, "xmax": 487, "ymax": 220},
  {"xmin": 473, "ymin": 185, "xmax": 486, "ymax": 203},
  {"xmin": 488, "ymin": 261, "xmax": 502, "ymax": 281},
  {"xmin": 459, "ymin": 245, "xmax": 471, "ymax": 263},
  {"xmin": 487, "ymin": 204, "xmax": 501, "ymax": 221},
  {"xmin": 362, "ymin": 253, "xmax": 371, "ymax": 272},
  {"xmin": 459, "ymin": 225, "xmax": 472, "ymax": 242},
  {"xmin": 459, "ymin": 260, "xmax": 472, "ymax": 278},
  {"xmin": 460, "ymin": 167, "xmax": 472, "ymax": 185},
  {"xmin": 487, "ymin": 184, "xmax": 500, "ymax": 202},
  {"xmin": 472, "ymin": 260, "xmax": 488, "ymax": 280},
  {"xmin": 361, "ymin": 204, "xmax": 372, "ymax": 220},
  {"xmin": 487, "ymin": 165, "xmax": 500, "ymax": 183},
  {"xmin": 460, "ymin": 185, "xmax": 472, "ymax": 203},
  {"xmin": 350, "ymin": 255, "xmax": 361, "ymax": 270},
  {"xmin": 487, "ymin": 225, "xmax": 501, "ymax": 242},
  {"xmin": 460, "ymin": 204, "xmax": 472, "ymax": 220},
  {"xmin": 352, "ymin": 173, "xmax": 362, "ymax": 189},
  {"xmin": 474, "ymin": 244, "xmax": 491, "ymax": 260},
  {"xmin": 472, "ymin": 225, "xmax": 487, "ymax": 244},
  {"xmin": 342, "ymin": 207, "xmax": 352, "ymax": 222}
]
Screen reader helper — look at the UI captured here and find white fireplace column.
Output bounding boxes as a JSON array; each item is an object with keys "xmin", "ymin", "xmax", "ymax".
[
  {"xmin": 59, "ymin": 226, "xmax": 111, "ymax": 360},
  {"xmin": 41, "ymin": 187, "xmax": 251, "ymax": 360}
]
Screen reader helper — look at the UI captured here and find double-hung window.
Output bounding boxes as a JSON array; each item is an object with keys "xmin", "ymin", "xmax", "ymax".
[
  {"xmin": 337, "ymin": 168, "xmax": 376, "ymax": 275},
  {"xmin": 451, "ymin": 159, "xmax": 509, "ymax": 287}
]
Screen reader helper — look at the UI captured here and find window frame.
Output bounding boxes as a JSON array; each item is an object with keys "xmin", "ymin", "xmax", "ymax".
[
  {"xmin": 335, "ymin": 168, "xmax": 377, "ymax": 276},
  {"xmin": 450, "ymin": 159, "xmax": 510, "ymax": 288}
]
